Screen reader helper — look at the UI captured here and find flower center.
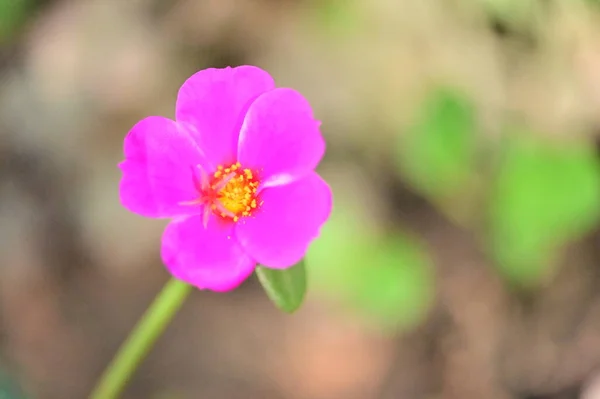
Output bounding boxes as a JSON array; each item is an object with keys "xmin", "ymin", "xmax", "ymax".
[
  {"xmin": 210, "ymin": 163, "xmax": 260, "ymax": 221},
  {"xmin": 182, "ymin": 162, "xmax": 262, "ymax": 227}
]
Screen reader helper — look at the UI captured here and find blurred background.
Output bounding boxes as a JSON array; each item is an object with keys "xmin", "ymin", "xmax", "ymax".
[{"xmin": 4, "ymin": 0, "xmax": 600, "ymax": 398}]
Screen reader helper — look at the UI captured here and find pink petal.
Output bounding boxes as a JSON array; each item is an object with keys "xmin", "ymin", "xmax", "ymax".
[
  {"xmin": 176, "ymin": 66, "xmax": 275, "ymax": 168},
  {"xmin": 119, "ymin": 116, "xmax": 207, "ymax": 218},
  {"xmin": 237, "ymin": 88, "xmax": 325, "ymax": 188},
  {"xmin": 161, "ymin": 215, "xmax": 256, "ymax": 292},
  {"xmin": 235, "ymin": 172, "xmax": 332, "ymax": 268}
]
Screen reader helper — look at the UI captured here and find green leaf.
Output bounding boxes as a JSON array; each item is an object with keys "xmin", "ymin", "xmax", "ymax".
[
  {"xmin": 399, "ymin": 87, "xmax": 477, "ymax": 199},
  {"xmin": 256, "ymin": 261, "xmax": 307, "ymax": 313},
  {"xmin": 489, "ymin": 132, "xmax": 600, "ymax": 285}
]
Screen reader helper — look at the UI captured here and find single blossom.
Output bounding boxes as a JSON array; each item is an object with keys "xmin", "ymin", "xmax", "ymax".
[{"xmin": 119, "ymin": 66, "xmax": 332, "ymax": 291}]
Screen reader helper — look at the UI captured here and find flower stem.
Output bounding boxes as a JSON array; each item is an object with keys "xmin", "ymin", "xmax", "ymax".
[{"xmin": 89, "ymin": 277, "xmax": 193, "ymax": 399}]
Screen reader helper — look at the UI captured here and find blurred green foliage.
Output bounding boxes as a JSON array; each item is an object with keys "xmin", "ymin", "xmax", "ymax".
[
  {"xmin": 312, "ymin": 0, "xmax": 362, "ymax": 37},
  {"xmin": 306, "ymin": 204, "xmax": 434, "ymax": 331},
  {"xmin": 398, "ymin": 87, "xmax": 477, "ymax": 201},
  {"xmin": 307, "ymin": 82, "xmax": 600, "ymax": 331},
  {"xmin": 488, "ymin": 133, "xmax": 600, "ymax": 285},
  {"xmin": 309, "ymin": 0, "xmax": 600, "ymax": 326},
  {"xmin": 256, "ymin": 261, "xmax": 306, "ymax": 313},
  {"xmin": 396, "ymin": 84, "xmax": 600, "ymax": 292},
  {"xmin": 481, "ymin": 0, "xmax": 543, "ymax": 36},
  {"xmin": 0, "ymin": 0, "xmax": 32, "ymax": 43},
  {"xmin": 0, "ymin": 367, "xmax": 28, "ymax": 399}
]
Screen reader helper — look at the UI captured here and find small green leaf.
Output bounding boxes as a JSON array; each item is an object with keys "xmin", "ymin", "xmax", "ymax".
[
  {"xmin": 256, "ymin": 261, "xmax": 307, "ymax": 313},
  {"xmin": 399, "ymin": 87, "xmax": 477, "ymax": 199},
  {"xmin": 489, "ymin": 132, "xmax": 600, "ymax": 285}
]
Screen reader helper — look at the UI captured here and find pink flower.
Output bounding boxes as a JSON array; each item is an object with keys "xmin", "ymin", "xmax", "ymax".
[{"xmin": 119, "ymin": 66, "xmax": 332, "ymax": 291}]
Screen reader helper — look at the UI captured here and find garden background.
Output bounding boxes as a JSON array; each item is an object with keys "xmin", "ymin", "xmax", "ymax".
[{"xmin": 3, "ymin": 1, "xmax": 600, "ymax": 398}]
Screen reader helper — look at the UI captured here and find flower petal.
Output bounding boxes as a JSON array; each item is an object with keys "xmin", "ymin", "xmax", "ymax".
[
  {"xmin": 176, "ymin": 66, "xmax": 275, "ymax": 168},
  {"xmin": 161, "ymin": 215, "xmax": 256, "ymax": 292},
  {"xmin": 237, "ymin": 88, "xmax": 325, "ymax": 187},
  {"xmin": 235, "ymin": 172, "xmax": 332, "ymax": 268},
  {"xmin": 119, "ymin": 116, "xmax": 207, "ymax": 218}
]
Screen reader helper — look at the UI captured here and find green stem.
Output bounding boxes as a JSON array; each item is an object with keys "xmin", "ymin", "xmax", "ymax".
[{"xmin": 89, "ymin": 277, "xmax": 193, "ymax": 399}]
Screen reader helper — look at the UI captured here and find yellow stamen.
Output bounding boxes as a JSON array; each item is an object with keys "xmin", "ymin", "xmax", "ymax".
[
  {"xmin": 204, "ymin": 162, "xmax": 261, "ymax": 222},
  {"xmin": 180, "ymin": 163, "xmax": 262, "ymax": 226}
]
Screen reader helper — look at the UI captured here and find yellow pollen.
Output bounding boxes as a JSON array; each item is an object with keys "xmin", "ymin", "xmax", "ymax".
[{"xmin": 208, "ymin": 162, "xmax": 261, "ymax": 221}]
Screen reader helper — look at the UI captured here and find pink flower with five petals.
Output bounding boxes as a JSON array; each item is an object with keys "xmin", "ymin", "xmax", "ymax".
[{"xmin": 119, "ymin": 66, "xmax": 332, "ymax": 291}]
